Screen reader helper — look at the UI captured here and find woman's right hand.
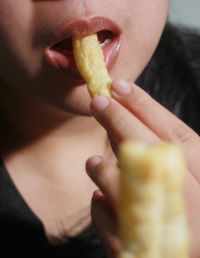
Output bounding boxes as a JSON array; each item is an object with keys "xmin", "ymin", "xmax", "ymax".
[
  {"xmin": 86, "ymin": 78, "xmax": 200, "ymax": 258},
  {"xmin": 86, "ymin": 157, "xmax": 121, "ymax": 258}
]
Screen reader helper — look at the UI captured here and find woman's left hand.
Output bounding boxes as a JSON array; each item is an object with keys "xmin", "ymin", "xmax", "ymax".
[{"xmin": 86, "ymin": 79, "xmax": 200, "ymax": 258}]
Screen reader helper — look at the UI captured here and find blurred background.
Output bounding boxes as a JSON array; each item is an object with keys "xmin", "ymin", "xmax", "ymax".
[{"xmin": 169, "ymin": 0, "xmax": 200, "ymax": 30}]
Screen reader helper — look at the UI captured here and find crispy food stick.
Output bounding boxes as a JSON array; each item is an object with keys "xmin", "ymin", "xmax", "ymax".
[
  {"xmin": 72, "ymin": 33, "xmax": 112, "ymax": 98},
  {"xmin": 118, "ymin": 142, "xmax": 164, "ymax": 258},
  {"xmin": 117, "ymin": 141, "xmax": 189, "ymax": 258},
  {"xmin": 161, "ymin": 144, "xmax": 189, "ymax": 258}
]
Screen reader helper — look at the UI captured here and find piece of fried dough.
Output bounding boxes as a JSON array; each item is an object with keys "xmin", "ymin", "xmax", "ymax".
[
  {"xmin": 161, "ymin": 144, "xmax": 189, "ymax": 258},
  {"xmin": 117, "ymin": 141, "xmax": 189, "ymax": 258},
  {"xmin": 72, "ymin": 33, "xmax": 112, "ymax": 98}
]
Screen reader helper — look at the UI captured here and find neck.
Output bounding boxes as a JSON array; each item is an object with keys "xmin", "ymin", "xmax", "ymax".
[
  {"xmin": 0, "ymin": 91, "xmax": 112, "ymax": 175},
  {"xmin": 0, "ymin": 82, "xmax": 115, "ymax": 178},
  {"xmin": 0, "ymin": 83, "xmax": 115, "ymax": 239}
]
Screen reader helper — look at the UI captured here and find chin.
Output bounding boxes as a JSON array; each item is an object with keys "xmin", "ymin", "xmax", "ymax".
[{"xmin": 57, "ymin": 83, "xmax": 93, "ymax": 116}]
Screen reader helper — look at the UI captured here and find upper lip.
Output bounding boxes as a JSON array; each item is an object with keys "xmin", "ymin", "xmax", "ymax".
[{"xmin": 49, "ymin": 16, "xmax": 122, "ymax": 48}]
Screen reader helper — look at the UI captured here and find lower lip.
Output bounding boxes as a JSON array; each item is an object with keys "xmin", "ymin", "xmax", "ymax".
[{"xmin": 45, "ymin": 36, "xmax": 121, "ymax": 80}]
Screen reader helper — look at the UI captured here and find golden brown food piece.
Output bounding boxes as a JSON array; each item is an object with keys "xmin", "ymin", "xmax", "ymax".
[
  {"xmin": 72, "ymin": 33, "xmax": 112, "ymax": 98},
  {"xmin": 161, "ymin": 144, "xmax": 189, "ymax": 258},
  {"xmin": 117, "ymin": 141, "xmax": 189, "ymax": 258}
]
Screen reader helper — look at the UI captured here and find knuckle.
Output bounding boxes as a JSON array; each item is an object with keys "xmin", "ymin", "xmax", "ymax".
[
  {"xmin": 169, "ymin": 123, "xmax": 193, "ymax": 144},
  {"xmin": 132, "ymin": 86, "xmax": 151, "ymax": 112},
  {"xmin": 110, "ymin": 111, "xmax": 130, "ymax": 138},
  {"xmin": 95, "ymin": 163, "xmax": 119, "ymax": 208},
  {"xmin": 108, "ymin": 109, "xmax": 124, "ymax": 126},
  {"xmin": 95, "ymin": 162, "xmax": 112, "ymax": 186}
]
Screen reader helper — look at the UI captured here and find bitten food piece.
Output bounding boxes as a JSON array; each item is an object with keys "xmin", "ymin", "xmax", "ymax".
[
  {"xmin": 118, "ymin": 141, "xmax": 189, "ymax": 258},
  {"xmin": 72, "ymin": 33, "xmax": 112, "ymax": 98}
]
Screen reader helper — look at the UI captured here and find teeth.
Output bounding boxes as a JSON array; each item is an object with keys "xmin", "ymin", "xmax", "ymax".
[{"xmin": 100, "ymin": 38, "xmax": 111, "ymax": 48}]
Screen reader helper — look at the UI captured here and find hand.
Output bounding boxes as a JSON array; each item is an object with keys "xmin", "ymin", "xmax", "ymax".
[{"xmin": 86, "ymin": 79, "xmax": 200, "ymax": 258}]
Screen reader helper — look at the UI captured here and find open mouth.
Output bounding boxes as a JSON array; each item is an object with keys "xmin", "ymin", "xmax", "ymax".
[
  {"xmin": 51, "ymin": 30, "xmax": 115, "ymax": 54},
  {"xmin": 45, "ymin": 28, "xmax": 121, "ymax": 80}
]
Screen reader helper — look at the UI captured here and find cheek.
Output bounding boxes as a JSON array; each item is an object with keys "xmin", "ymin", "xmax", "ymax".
[
  {"xmin": 110, "ymin": 0, "xmax": 169, "ymax": 82},
  {"xmin": 0, "ymin": 1, "xmax": 42, "ymax": 86}
]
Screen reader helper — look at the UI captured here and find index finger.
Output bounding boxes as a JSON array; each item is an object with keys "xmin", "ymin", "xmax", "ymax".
[
  {"xmin": 111, "ymin": 79, "xmax": 200, "ymax": 182},
  {"xmin": 90, "ymin": 95, "xmax": 159, "ymax": 154}
]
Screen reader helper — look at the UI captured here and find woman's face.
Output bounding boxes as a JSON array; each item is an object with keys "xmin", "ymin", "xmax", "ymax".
[{"xmin": 0, "ymin": 0, "xmax": 169, "ymax": 115}]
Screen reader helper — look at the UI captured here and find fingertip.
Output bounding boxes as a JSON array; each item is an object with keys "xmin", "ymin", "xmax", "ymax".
[
  {"xmin": 111, "ymin": 78, "xmax": 132, "ymax": 96},
  {"xmin": 86, "ymin": 156, "xmax": 102, "ymax": 175},
  {"xmin": 90, "ymin": 96, "xmax": 110, "ymax": 113},
  {"xmin": 92, "ymin": 189, "xmax": 104, "ymax": 202}
]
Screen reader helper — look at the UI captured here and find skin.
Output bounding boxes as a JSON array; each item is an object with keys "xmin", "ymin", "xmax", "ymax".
[
  {"xmin": 0, "ymin": 0, "xmax": 200, "ymax": 257},
  {"xmin": 0, "ymin": 0, "xmax": 169, "ymax": 115},
  {"xmin": 87, "ymin": 84, "xmax": 200, "ymax": 257}
]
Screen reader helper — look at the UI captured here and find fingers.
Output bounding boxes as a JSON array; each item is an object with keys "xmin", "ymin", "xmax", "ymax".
[
  {"xmin": 111, "ymin": 79, "xmax": 199, "ymax": 146},
  {"xmin": 86, "ymin": 156, "xmax": 119, "ymax": 212},
  {"xmin": 91, "ymin": 190, "xmax": 121, "ymax": 258},
  {"xmin": 110, "ymin": 79, "xmax": 200, "ymax": 181},
  {"xmin": 91, "ymin": 78, "xmax": 200, "ymax": 181},
  {"xmin": 90, "ymin": 94, "xmax": 159, "ymax": 154},
  {"xmin": 86, "ymin": 157, "xmax": 121, "ymax": 257}
]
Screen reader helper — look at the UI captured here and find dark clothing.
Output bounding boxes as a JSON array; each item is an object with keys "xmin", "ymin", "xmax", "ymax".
[{"xmin": 0, "ymin": 158, "xmax": 106, "ymax": 258}]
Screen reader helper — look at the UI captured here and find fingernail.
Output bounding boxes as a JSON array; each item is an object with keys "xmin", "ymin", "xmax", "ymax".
[
  {"xmin": 86, "ymin": 156, "xmax": 102, "ymax": 173},
  {"xmin": 112, "ymin": 79, "xmax": 131, "ymax": 96},
  {"xmin": 91, "ymin": 96, "xmax": 109, "ymax": 112},
  {"xmin": 92, "ymin": 189, "xmax": 104, "ymax": 201}
]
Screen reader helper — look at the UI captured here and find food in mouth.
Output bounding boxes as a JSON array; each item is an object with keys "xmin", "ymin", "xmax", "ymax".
[
  {"xmin": 72, "ymin": 33, "xmax": 112, "ymax": 98},
  {"xmin": 118, "ymin": 141, "xmax": 189, "ymax": 258}
]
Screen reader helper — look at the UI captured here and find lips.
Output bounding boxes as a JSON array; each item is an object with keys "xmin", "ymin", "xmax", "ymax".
[{"xmin": 45, "ymin": 17, "xmax": 122, "ymax": 80}]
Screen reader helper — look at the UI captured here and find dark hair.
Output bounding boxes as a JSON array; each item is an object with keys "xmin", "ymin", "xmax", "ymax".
[{"xmin": 137, "ymin": 23, "xmax": 200, "ymax": 134}]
